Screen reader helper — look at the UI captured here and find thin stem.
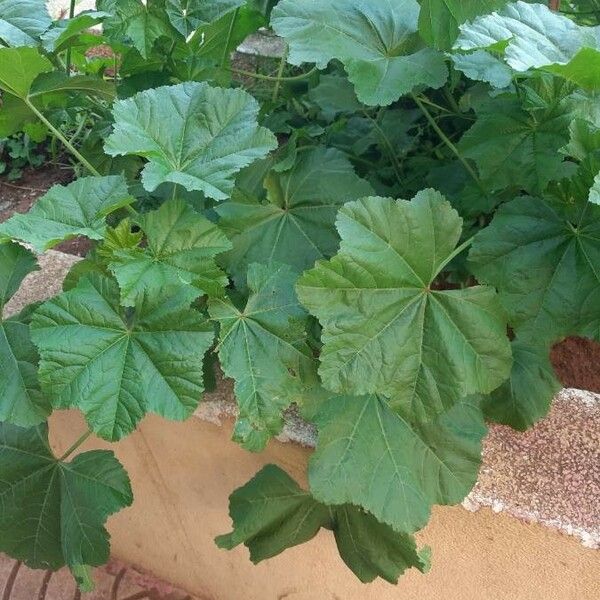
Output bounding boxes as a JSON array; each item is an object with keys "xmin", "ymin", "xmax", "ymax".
[
  {"xmin": 65, "ymin": 0, "xmax": 77, "ymax": 74},
  {"xmin": 412, "ymin": 93, "xmax": 488, "ymax": 196},
  {"xmin": 229, "ymin": 66, "xmax": 317, "ymax": 82},
  {"xmin": 221, "ymin": 8, "xmax": 239, "ymax": 67},
  {"xmin": 437, "ymin": 235, "xmax": 476, "ymax": 274},
  {"xmin": 442, "ymin": 86, "xmax": 461, "ymax": 114},
  {"xmin": 2, "ymin": 561, "xmax": 22, "ymax": 600},
  {"xmin": 37, "ymin": 570, "xmax": 53, "ymax": 600},
  {"xmin": 271, "ymin": 47, "xmax": 289, "ymax": 103},
  {"xmin": 59, "ymin": 430, "xmax": 92, "ymax": 461},
  {"xmin": 24, "ymin": 98, "xmax": 100, "ymax": 176},
  {"xmin": 111, "ymin": 568, "xmax": 127, "ymax": 600},
  {"xmin": 417, "ymin": 94, "xmax": 452, "ymax": 114},
  {"xmin": 362, "ymin": 109, "xmax": 403, "ymax": 185}
]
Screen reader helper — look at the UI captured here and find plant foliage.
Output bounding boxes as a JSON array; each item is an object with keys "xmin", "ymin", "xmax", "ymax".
[{"xmin": 0, "ymin": 0, "xmax": 599, "ymax": 590}]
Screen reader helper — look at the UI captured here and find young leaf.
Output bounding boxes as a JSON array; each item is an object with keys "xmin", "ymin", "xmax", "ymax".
[
  {"xmin": 297, "ymin": 191, "xmax": 512, "ymax": 421},
  {"xmin": 0, "ymin": 175, "xmax": 134, "ymax": 253},
  {"xmin": 419, "ymin": 0, "xmax": 506, "ymax": 51},
  {"xmin": 0, "ymin": 0, "xmax": 51, "ymax": 47},
  {"xmin": 0, "ymin": 422, "xmax": 132, "ymax": 578},
  {"xmin": 40, "ymin": 11, "xmax": 110, "ymax": 52},
  {"xmin": 0, "ymin": 242, "xmax": 50, "ymax": 426},
  {"xmin": 482, "ymin": 339, "xmax": 560, "ymax": 430},
  {"xmin": 30, "ymin": 274, "xmax": 215, "ymax": 441},
  {"xmin": 216, "ymin": 147, "xmax": 373, "ymax": 283},
  {"xmin": 458, "ymin": 95, "xmax": 572, "ymax": 194},
  {"xmin": 104, "ymin": 82, "xmax": 277, "ymax": 199},
  {"xmin": 97, "ymin": 0, "xmax": 174, "ymax": 59},
  {"xmin": 217, "ymin": 464, "xmax": 430, "ymax": 584},
  {"xmin": 109, "ymin": 198, "xmax": 232, "ymax": 306},
  {"xmin": 270, "ymin": 0, "xmax": 448, "ymax": 106},
  {"xmin": 209, "ymin": 263, "xmax": 320, "ymax": 451},
  {"xmin": 454, "ymin": 1, "xmax": 600, "ymax": 89},
  {"xmin": 450, "ymin": 50, "xmax": 512, "ymax": 88},
  {"xmin": 469, "ymin": 195, "xmax": 600, "ymax": 344},
  {"xmin": 308, "ymin": 395, "xmax": 486, "ymax": 533},
  {"xmin": 165, "ymin": 0, "xmax": 244, "ymax": 37}
]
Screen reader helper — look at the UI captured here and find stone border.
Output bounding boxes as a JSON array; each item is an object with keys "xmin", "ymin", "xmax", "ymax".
[{"xmin": 6, "ymin": 250, "xmax": 600, "ymax": 550}]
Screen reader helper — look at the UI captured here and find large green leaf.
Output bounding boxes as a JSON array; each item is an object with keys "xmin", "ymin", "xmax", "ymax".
[
  {"xmin": 41, "ymin": 11, "xmax": 110, "ymax": 52},
  {"xmin": 0, "ymin": 46, "xmax": 52, "ymax": 98},
  {"xmin": 109, "ymin": 198, "xmax": 231, "ymax": 306},
  {"xmin": 482, "ymin": 339, "xmax": 560, "ymax": 430},
  {"xmin": 0, "ymin": 0, "xmax": 51, "ymax": 47},
  {"xmin": 0, "ymin": 242, "xmax": 50, "ymax": 426},
  {"xmin": 454, "ymin": 1, "xmax": 600, "ymax": 89},
  {"xmin": 270, "ymin": 0, "xmax": 448, "ymax": 106},
  {"xmin": 0, "ymin": 422, "xmax": 132, "ymax": 584},
  {"xmin": 104, "ymin": 82, "xmax": 277, "ymax": 199},
  {"xmin": 216, "ymin": 464, "xmax": 430, "ymax": 584},
  {"xmin": 165, "ymin": 0, "xmax": 244, "ymax": 36},
  {"xmin": 30, "ymin": 274, "xmax": 215, "ymax": 441},
  {"xmin": 0, "ymin": 176, "xmax": 134, "ymax": 253},
  {"xmin": 216, "ymin": 147, "xmax": 373, "ymax": 283},
  {"xmin": 419, "ymin": 0, "xmax": 506, "ymax": 51},
  {"xmin": 458, "ymin": 94, "xmax": 572, "ymax": 194},
  {"xmin": 297, "ymin": 191, "xmax": 512, "ymax": 421},
  {"xmin": 209, "ymin": 263, "xmax": 320, "ymax": 451},
  {"xmin": 450, "ymin": 50, "xmax": 512, "ymax": 88},
  {"xmin": 469, "ymin": 195, "xmax": 600, "ymax": 344},
  {"xmin": 97, "ymin": 0, "xmax": 174, "ymax": 58},
  {"xmin": 308, "ymin": 395, "xmax": 486, "ymax": 533}
]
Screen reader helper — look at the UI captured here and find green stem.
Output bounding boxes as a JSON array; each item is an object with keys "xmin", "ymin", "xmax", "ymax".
[
  {"xmin": 362, "ymin": 109, "xmax": 403, "ymax": 185},
  {"xmin": 271, "ymin": 47, "xmax": 289, "ymax": 103},
  {"xmin": 412, "ymin": 93, "xmax": 487, "ymax": 195},
  {"xmin": 442, "ymin": 86, "xmax": 461, "ymax": 114},
  {"xmin": 229, "ymin": 65, "xmax": 317, "ymax": 82},
  {"xmin": 24, "ymin": 98, "xmax": 100, "ymax": 176},
  {"xmin": 59, "ymin": 430, "xmax": 92, "ymax": 461},
  {"xmin": 65, "ymin": 0, "xmax": 77, "ymax": 74},
  {"xmin": 436, "ymin": 235, "xmax": 476, "ymax": 274}
]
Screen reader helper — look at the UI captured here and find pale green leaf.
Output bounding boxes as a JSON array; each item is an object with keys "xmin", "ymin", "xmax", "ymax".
[
  {"xmin": 0, "ymin": 422, "xmax": 132, "ymax": 577},
  {"xmin": 216, "ymin": 147, "xmax": 373, "ymax": 283},
  {"xmin": 450, "ymin": 50, "xmax": 512, "ymax": 88},
  {"xmin": 0, "ymin": 0, "xmax": 51, "ymax": 47},
  {"xmin": 209, "ymin": 263, "xmax": 320, "ymax": 451},
  {"xmin": 104, "ymin": 82, "xmax": 277, "ymax": 199},
  {"xmin": 482, "ymin": 339, "xmax": 560, "ymax": 430},
  {"xmin": 109, "ymin": 198, "xmax": 231, "ymax": 306},
  {"xmin": 165, "ymin": 0, "xmax": 244, "ymax": 36},
  {"xmin": 469, "ymin": 195, "xmax": 600, "ymax": 343},
  {"xmin": 271, "ymin": 0, "xmax": 448, "ymax": 106},
  {"xmin": 0, "ymin": 175, "xmax": 134, "ymax": 253},
  {"xmin": 30, "ymin": 274, "xmax": 215, "ymax": 441},
  {"xmin": 589, "ymin": 172, "xmax": 600, "ymax": 205},
  {"xmin": 309, "ymin": 395, "xmax": 486, "ymax": 532},
  {"xmin": 217, "ymin": 464, "xmax": 430, "ymax": 583},
  {"xmin": 0, "ymin": 46, "xmax": 52, "ymax": 98},
  {"xmin": 297, "ymin": 191, "xmax": 512, "ymax": 421}
]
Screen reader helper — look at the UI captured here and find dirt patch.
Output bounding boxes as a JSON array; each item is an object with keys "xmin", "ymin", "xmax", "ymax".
[
  {"xmin": 0, "ymin": 165, "xmax": 91, "ymax": 256},
  {"xmin": 551, "ymin": 337, "xmax": 600, "ymax": 393}
]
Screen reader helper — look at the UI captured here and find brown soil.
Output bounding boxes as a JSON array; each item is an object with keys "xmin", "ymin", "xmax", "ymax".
[
  {"xmin": 0, "ymin": 165, "xmax": 91, "ymax": 256},
  {"xmin": 2, "ymin": 166, "xmax": 599, "ymax": 393}
]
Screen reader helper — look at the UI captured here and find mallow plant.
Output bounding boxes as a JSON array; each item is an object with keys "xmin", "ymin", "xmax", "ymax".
[{"xmin": 0, "ymin": 0, "xmax": 599, "ymax": 590}]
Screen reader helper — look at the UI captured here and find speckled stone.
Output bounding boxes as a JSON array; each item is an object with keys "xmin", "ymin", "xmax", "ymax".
[{"xmin": 11, "ymin": 249, "xmax": 600, "ymax": 552}]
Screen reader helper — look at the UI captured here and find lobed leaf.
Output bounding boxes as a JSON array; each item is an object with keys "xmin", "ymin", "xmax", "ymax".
[{"xmin": 0, "ymin": 0, "xmax": 51, "ymax": 47}]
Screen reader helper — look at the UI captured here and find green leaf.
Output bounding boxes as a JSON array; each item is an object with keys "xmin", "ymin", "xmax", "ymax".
[
  {"xmin": 455, "ymin": 1, "xmax": 600, "ymax": 89},
  {"xmin": 0, "ymin": 46, "xmax": 52, "ymax": 98},
  {"xmin": 0, "ymin": 0, "xmax": 51, "ymax": 47},
  {"xmin": 458, "ymin": 94, "xmax": 572, "ymax": 194},
  {"xmin": 0, "ymin": 422, "xmax": 132, "ymax": 579},
  {"xmin": 450, "ymin": 50, "xmax": 512, "ymax": 88},
  {"xmin": 216, "ymin": 147, "xmax": 373, "ymax": 284},
  {"xmin": 297, "ymin": 191, "xmax": 512, "ymax": 421},
  {"xmin": 419, "ymin": 0, "xmax": 506, "ymax": 51},
  {"xmin": 109, "ymin": 198, "xmax": 231, "ymax": 306},
  {"xmin": 271, "ymin": 0, "xmax": 448, "ymax": 106},
  {"xmin": 309, "ymin": 395, "xmax": 486, "ymax": 533},
  {"xmin": 29, "ymin": 71, "xmax": 117, "ymax": 100},
  {"xmin": 482, "ymin": 339, "xmax": 560, "ymax": 430},
  {"xmin": 308, "ymin": 74, "xmax": 363, "ymax": 120},
  {"xmin": 0, "ymin": 175, "xmax": 134, "ymax": 253},
  {"xmin": 104, "ymin": 82, "xmax": 277, "ymax": 199},
  {"xmin": 30, "ymin": 274, "xmax": 215, "ymax": 441},
  {"xmin": 41, "ymin": 11, "xmax": 110, "ymax": 52},
  {"xmin": 217, "ymin": 464, "xmax": 430, "ymax": 583},
  {"xmin": 469, "ymin": 195, "xmax": 600, "ymax": 344},
  {"xmin": 97, "ymin": 0, "xmax": 174, "ymax": 58},
  {"xmin": 209, "ymin": 263, "xmax": 320, "ymax": 451},
  {"xmin": 589, "ymin": 172, "xmax": 600, "ymax": 205},
  {"xmin": 0, "ymin": 242, "xmax": 50, "ymax": 426},
  {"xmin": 165, "ymin": 0, "xmax": 244, "ymax": 37}
]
